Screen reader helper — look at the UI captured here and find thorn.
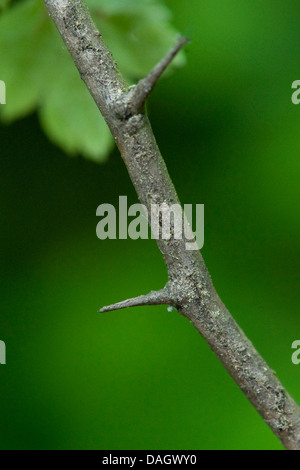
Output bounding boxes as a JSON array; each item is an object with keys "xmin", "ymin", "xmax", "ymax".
[
  {"xmin": 128, "ymin": 36, "xmax": 190, "ymax": 112},
  {"xmin": 99, "ymin": 287, "xmax": 172, "ymax": 313}
]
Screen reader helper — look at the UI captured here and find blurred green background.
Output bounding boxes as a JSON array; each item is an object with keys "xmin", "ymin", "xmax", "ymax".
[{"xmin": 1, "ymin": 0, "xmax": 300, "ymax": 450}]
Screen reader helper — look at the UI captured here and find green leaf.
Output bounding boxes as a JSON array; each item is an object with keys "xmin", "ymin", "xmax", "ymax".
[
  {"xmin": 0, "ymin": 0, "xmax": 46, "ymax": 119},
  {"xmin": 89, "ymin": 0, "xmax": 186, "ymax": 80},
  {"xmin": 39, "ymin": 54, "xmax": 114, "ymax": 161},
  {"xmin": 0, "ymin": 0, "xmax": 185, "ymax": 161}
]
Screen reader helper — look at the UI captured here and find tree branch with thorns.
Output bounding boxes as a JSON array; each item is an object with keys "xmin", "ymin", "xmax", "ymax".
[{"xmin": 44, "ymin": 0, "xmax": 300, "ymax": 450}]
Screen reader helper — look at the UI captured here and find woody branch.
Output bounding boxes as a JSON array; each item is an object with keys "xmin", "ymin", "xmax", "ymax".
[{"xmin": 44, "ymin": 0, "xmax": 300, "ymax": 450}]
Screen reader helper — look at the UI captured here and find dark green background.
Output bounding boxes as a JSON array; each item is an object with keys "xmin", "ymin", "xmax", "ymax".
[{"xmin": 1, "ymin": 0, "xmax": 300, "ymax": 450}]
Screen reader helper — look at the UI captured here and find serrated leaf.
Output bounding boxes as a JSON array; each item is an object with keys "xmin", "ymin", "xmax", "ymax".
[{"xmin": 0, "ymin": 0, "xmax": 185, "ymax": 161}]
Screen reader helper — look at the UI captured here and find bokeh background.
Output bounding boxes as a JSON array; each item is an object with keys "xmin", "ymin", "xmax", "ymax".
[{"xmin": 1, "ymin": 0, "xmax": 300, "ymax": 450}]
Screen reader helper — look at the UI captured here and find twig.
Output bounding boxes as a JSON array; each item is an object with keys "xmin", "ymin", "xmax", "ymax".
[{"xmin": 44, "ymin": 0, "xmax": 300, "ymax": 450}]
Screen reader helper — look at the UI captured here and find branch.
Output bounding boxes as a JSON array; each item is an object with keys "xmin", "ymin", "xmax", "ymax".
[{"xmin": 44, "ymin": 0, "xmax": 300, "ymax": 450}]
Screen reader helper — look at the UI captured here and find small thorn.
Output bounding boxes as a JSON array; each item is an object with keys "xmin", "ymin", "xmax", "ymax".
[
  {"xmin": 128, "ymin": 36, "xmax": 190, "ymax": 112},
  {"xmin": 99, "ymin": 287, "xmax": 172, "ymax": 313}
]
